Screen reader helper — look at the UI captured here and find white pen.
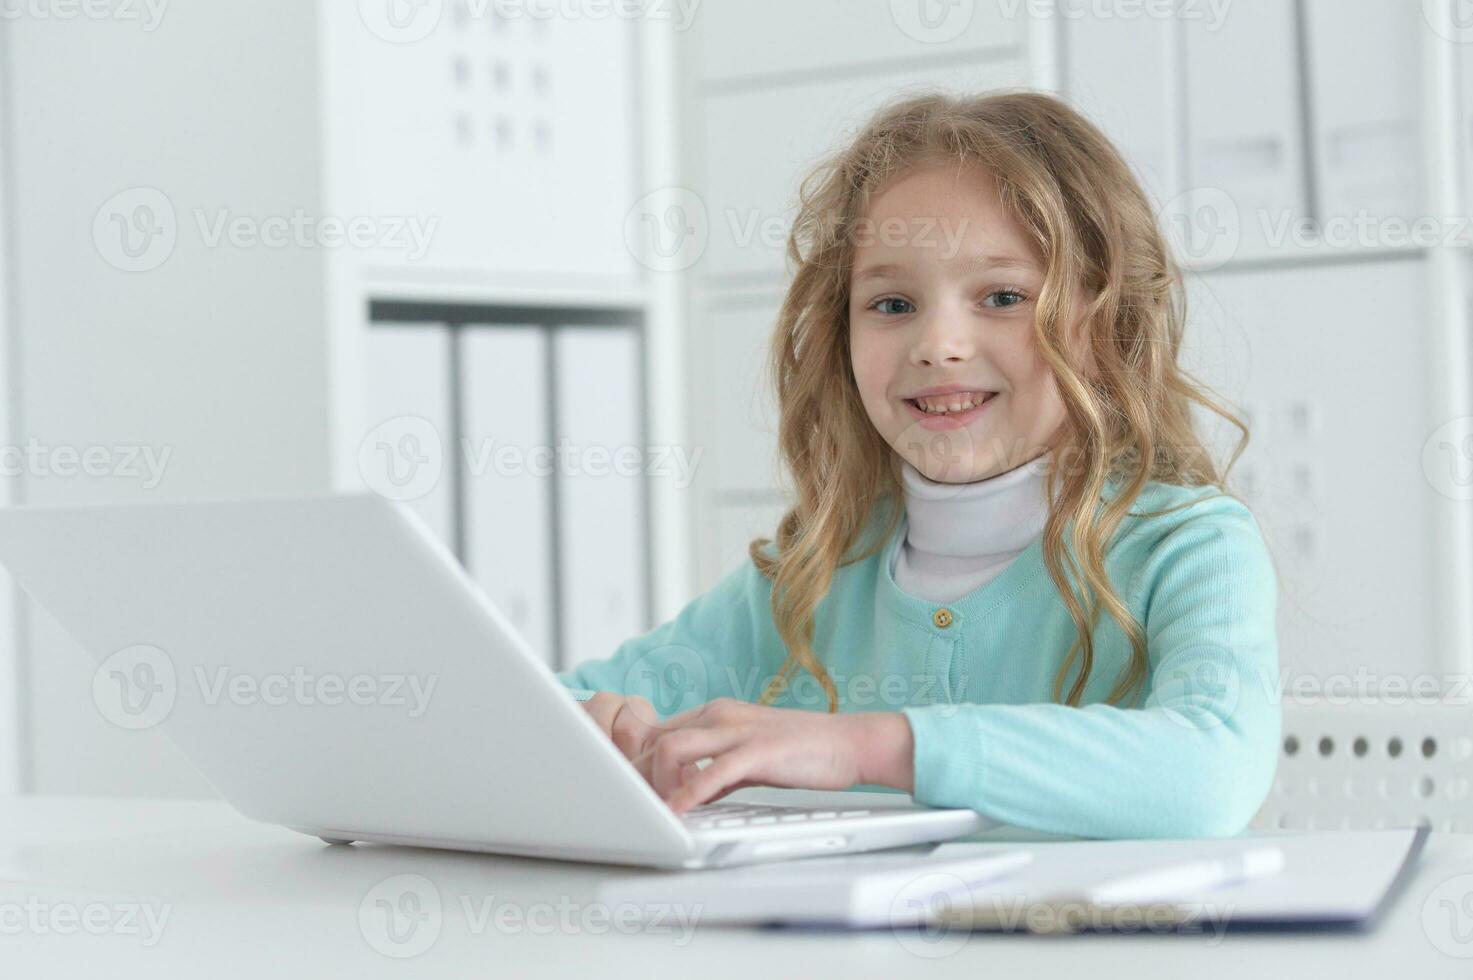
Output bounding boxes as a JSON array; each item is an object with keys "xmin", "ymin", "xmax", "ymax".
[{"xmin": 1083, "ymin": 844, "xmax": 1286, "ymax": 906}]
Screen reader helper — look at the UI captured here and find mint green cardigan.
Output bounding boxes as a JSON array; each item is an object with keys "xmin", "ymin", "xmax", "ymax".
[{"xmin": 557, "ymin": 479, "xmax": 1280, "ymax": 839}]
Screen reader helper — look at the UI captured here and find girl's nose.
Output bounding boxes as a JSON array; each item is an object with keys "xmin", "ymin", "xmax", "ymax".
[{"xmin": 909, "ymin": 312, "xmax": 976, "ymax": 367}]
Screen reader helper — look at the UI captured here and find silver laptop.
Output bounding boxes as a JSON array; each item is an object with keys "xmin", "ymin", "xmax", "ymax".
[{"xmin": 0, "ymin": 494, "xmax": 991, "ymax": 868}]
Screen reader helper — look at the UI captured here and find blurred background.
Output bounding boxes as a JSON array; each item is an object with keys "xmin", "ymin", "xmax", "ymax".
[{"xmin": 0, "ymin": 0, "xmax": 1471, "ymax": 833}]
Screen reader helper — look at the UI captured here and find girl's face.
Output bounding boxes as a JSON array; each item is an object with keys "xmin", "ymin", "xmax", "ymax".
[{"xmin": 848, "ymin": 160, "xmax": 1084, "ymax": 484}]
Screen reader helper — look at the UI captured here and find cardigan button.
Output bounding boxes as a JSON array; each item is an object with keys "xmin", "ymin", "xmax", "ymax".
[{"xmin": 932, "ymin": 607, "xmax": 954, "ymax": 629}]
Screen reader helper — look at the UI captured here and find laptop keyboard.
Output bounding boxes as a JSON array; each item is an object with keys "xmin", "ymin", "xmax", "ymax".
[{"xmin": 680, "ymin": 801, "xmax": 874, "ymax": 831}]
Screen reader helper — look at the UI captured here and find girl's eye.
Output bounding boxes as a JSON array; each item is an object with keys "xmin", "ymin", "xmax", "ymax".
[
  {"xmin": 983, "ymin": 289, "xmax": 1030, "ymax": 309},
  {"xmin": 869, "ymin": 296, "xmax": 915, "ymax": 316}
]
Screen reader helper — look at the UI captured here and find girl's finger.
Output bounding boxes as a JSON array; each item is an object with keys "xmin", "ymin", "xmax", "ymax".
[
  {"xmin": 642, "ymin": 727, "xmax": 747, "ymax": 798},
  {"xmin": 657, "ymin": 699, "xmax": 718, "ymax": 731},
  {"xmin": 580, "ymin": 692, "xmax": 623, "ymax": 738},
  {"xmin": 665, "ymin": 747, "xmax": 763, "ymax": 813},
  {"xmin": 609, "ymin": 700, "xmax": 659, "ymax": 760}
]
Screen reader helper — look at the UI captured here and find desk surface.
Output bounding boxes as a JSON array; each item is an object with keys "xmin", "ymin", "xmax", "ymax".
[{"xmin": 1, "ymin": 796, "xmax": 1471, "ymax": 978}]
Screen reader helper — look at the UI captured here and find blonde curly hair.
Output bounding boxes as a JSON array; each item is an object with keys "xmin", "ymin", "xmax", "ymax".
[{"xmin": 750, "ymin": 89, "xmax": 1249, "ymax": 713}]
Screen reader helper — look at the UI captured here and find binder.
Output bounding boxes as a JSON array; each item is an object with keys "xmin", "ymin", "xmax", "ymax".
[
  {"xmin": 459, "ymin": 325, "xmax": 557, "ymax": 664},
  {"xmin": 552, "ymin": 326, "xmax": 649, "ymax": 669},
  {"xmin": 1062, "ymin": 13, "xmax": 1175, "ymax": 208},
  {"xmin": 1302, "ymin": 0, "xmax": 1422, "ymax": 223},
  {"xmin": 1183, "ymin": 4, "xmax": 1307, "ymax": 257},
  {"xmin": 361, "ymin": 323, "xmax": 456, "ymax": 550}
]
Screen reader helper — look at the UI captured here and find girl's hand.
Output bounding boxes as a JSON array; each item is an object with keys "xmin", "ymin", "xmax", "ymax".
[
  {"xmin": 579, "ymin": 692, "xmax": 664, "ymax": 763},
  {"xmin": 626, "ymin": 698, "xmax": 916, "ymax": 813}
]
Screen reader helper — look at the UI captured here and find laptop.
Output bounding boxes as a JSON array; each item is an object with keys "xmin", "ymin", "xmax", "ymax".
[{"xmin": 0, "ymin": 493, "xmax": 992, "ymax": 868}]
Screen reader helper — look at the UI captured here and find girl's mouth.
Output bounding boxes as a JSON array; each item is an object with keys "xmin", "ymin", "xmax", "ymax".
[{"xmin": 902, "ymin": 391, "xmax": 996, "ymax": 429}]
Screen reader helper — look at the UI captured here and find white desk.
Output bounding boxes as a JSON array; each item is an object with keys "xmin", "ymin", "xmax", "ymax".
[{"xmin": 0, "ymin": 796, "xmax": 1470, "ymax": 978}]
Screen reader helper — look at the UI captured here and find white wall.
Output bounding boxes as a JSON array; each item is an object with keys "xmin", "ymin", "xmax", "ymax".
[
  {"xmin": 0, "ymin": 26, "xmax": 20, "ymax": 794},
  {"xmin": 2, "ymin": 3, "xmax": 334, "ymax": 795}
]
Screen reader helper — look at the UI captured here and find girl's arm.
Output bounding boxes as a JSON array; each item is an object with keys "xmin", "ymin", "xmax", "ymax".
[
  {"xmin": 553, "ymin": 554, "xmax": 782, "ymax": 716},
  {"xmin": 897, "ymin": 514, "xmax": 1281, "ymax": 839}
]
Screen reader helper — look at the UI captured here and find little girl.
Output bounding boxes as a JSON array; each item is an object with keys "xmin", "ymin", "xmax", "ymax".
[{"xmin": 557, "ymin": 90, "xmax": 1279, "ymax": 840}]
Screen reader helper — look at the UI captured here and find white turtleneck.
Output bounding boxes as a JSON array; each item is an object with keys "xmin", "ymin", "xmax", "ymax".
[{"xmin": 890, "ymin": 451, "xmax": 1054, "ymax": 604}]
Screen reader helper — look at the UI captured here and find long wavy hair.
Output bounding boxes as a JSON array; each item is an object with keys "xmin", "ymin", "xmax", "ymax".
[{"xmin": 749, "ymin": 89, "xmax": 1251, "ymax": 713}]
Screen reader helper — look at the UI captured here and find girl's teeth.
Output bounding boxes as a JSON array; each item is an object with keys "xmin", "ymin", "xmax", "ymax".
[{"xmin": 915, "ymin": 394, "xmax": 989, "ymax": 414}]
